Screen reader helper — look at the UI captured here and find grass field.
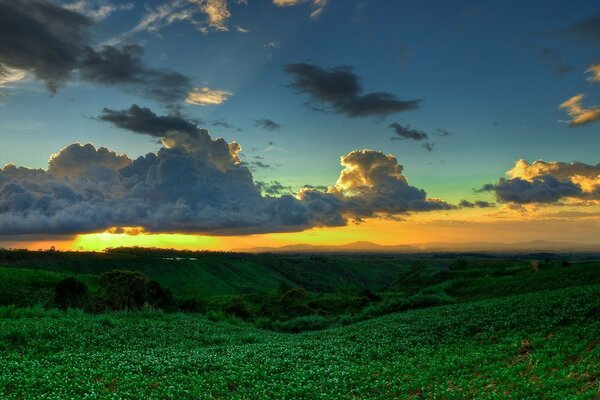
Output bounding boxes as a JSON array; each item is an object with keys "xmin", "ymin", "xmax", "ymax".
[
  {"xmin": 0, "ymin": 249, "xmax": 598, "ymax": 398},
  {"xmin": 0, "ymin": 284, "xmax": 598, "ymax": 399}
]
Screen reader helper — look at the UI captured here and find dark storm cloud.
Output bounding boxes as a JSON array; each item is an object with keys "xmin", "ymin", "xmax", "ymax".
[
  {"xmin": 0, "ymin": 0, "xmax": 91, "ymax": 92},
  {"xmin": 79, "ymin": 45, "xmax": 191, "ymax": 104},
  {"xmin": 388, "ymin": 123, "xmax": 428, "ymax": 141},
  {"xmin": 0, "ymin": 110, "xmax": 456, "ymax": 235},
  {"xmin": 99, "ymin": 105, "xmax": 198, "ymax": 137},
  {"xmin": 481, "ymin": 177, "xmax": 582, "ymax": 204},
  {"xmin": 1, "ymin": 104, "xmax": 458, "ymax": 235},
  {"xmin": 284, "ymin": 63, "xmax": 421, "ymax": 117},
  {"xmin": 0, "ymin": 0, "xmax": 191, "ymax": 104},
  {"xmin": 559, "ymin": 12, "xmax": 600, "ymax": 45},
  {"xmin": 254, "ymin": 118, "xmax": 282, "ymax": 131},
  {"xmin": 482, "ymin": 159, "xmax": 600, "ymax": 204}
]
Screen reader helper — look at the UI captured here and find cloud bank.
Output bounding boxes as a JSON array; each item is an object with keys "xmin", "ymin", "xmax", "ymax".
[{"xmin": 0, "ymin": 106, "xmax": 452, "ymax": 235}]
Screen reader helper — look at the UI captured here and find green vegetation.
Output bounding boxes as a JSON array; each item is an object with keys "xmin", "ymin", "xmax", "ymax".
[
  {"xmin": 0, "ymin": 248, "xmax": 598, "ymax": 398},
  {"xmin": 0, "ymin": 285, "xmax": 598, "ymax": 399}
]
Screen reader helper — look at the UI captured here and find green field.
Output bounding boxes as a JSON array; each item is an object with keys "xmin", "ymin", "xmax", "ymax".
[{"xmin": 0, "ymin": 249, "xmax": 598, "ymax": 398}]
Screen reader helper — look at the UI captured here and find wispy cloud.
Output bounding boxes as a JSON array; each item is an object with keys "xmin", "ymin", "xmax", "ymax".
[
  {"xmin": 559, "ymin": 94, "xmax": 600, "ymax": 126},
  {"xmin": 62, "ymin": 0, "xmax": 134, "ymax": 21}
]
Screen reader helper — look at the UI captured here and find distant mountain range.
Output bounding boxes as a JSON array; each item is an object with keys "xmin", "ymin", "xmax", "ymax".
[{"xmin": 235, "ymin": 240, "xmax": 600, "ymax": 253}]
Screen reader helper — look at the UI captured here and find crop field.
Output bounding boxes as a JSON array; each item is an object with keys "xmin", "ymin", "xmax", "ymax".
[{"xmin": 1, "ymin": 284, "xmax": 598, "ymax": 399}]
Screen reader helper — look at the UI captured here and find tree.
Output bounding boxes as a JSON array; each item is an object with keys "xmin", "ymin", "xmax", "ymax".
[
  {"xmin": 54, "ymin": 278, "xmax": 88, "ymax": 310},
  {"xmin": 222, "ymin": 296, "xmax": 251, "ymax": 319},
  {"xmin": 99, "ymin": 270, "xmax": 173, "ymax": 311}
]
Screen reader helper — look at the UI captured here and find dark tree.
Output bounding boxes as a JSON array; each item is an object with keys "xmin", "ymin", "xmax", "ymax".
[{"xmin": 55, "ymin": 278, "xmax": 88, "ymax": 310}]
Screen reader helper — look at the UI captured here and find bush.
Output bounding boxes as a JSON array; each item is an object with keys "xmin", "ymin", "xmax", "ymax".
[
  {"xmin": 222, "ymin": 296, "xmax": 251, "ymax": 320},
  {"xmin": 271, "ymin": 315, "xmax": 330, "ymax": 333},
  {"xmin": 54, "ymin": 278, "xmax": 88, "ymax": 310},
  {"xmin": 99, "ymin": 270, "xmax": 174, "ymax": 311},
  {"xmin": 178, "ymin": 298, "xmax": 205, "ymax": 313}
]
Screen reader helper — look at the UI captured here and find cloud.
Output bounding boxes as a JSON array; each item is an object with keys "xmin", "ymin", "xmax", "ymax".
[
  {"xmin": 130, "ymin": 0, "xmax": 193, "ymax": 34},
  {"xmin": 99, "ymin": 105, "xmax": 199, "ymax": 137},
  {"xmin": 458, "ymin": 199, "xmax": 494, "ymax": 208},
  {"xmin": 0, "ymin": 65, "xmax": 27, "ymax": 87},
  {"xmin": 79, "ymin": 45, "xmax": 192, "ymax": 104},
  {"xmin": 559, "ymin": 12, "xmax": 600, "ymax": 46},
  {"xmin": 538, "ymin": 48, "xmax": 573, "ymax": 75},
  {"xmin": 0, "ymin": 0, "xmax": 92, "ymax": 92},
  {"xmin": 421, "ymin": 142, "xmax": 434, "ymax": 152},
  {"xmin": 482, "ymin": 159, "xmax": 600, "ymax": 204},
  {"xmin": 388, "ymin": 123, "xmax": 428, "ymax": 141},
  {"xmin": 586, "ymin": 62, "xmax": 600, "ymax": 82},
  {"xmin": 212, "ymin": 119, "xmax": 233, "ymax": 129},
  {"xmin": 273, "ymin": 0, "xmax": 327, "ymax": 19},
  {"xmin": 0, "ymin": 0, "xmax": 192, "ymax": 104},
  {"xmin": 284, "ymin": 63, "xmax": 421, "ymax": 118},
  {"xmin": 254, "ymin": 118, "xmax": 282, "ymax": 131},
  {"xmin": 1, "ymin": 108, "xmax": 453, "ymax": 235},
  {"xmin": 62, "ymin": 0, "xmax": 134, "ymax": 21},
  {"xmin": 325, "ymin": 149, "xmax": 451, "ymax": 218},
  {"xmin": 559, "ymin": 94, "xmax": 600, "ymax": 126},
  {"xmin": 185, "ymin": 87, "xmax": 232, "ymax": 105},
  {"xmin": 256, "ymin": 180, "xmax": 293, "ymax": 195}
]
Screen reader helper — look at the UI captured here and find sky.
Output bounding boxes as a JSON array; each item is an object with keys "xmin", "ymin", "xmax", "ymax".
[{"xmin": 1, "ymin": 0, "xmax": 600, "ymax": 251}]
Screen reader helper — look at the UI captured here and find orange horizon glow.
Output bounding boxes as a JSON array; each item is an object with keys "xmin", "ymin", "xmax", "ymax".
[{"xmin": 4, "ymin": 204, "xmax": 600, "ymax": 252}]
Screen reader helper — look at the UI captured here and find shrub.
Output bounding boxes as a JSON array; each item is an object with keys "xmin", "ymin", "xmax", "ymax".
[
  {"xmin": 271, "ymin": 315, "xmax": 330, "ymax": 333},
  {"xmin": 99, "ymin": 270, "xmax": 173, "ymax": 311},
  {"xmin": 222, "ymin": 296, "xmax": 251, "ymax": 320},
  {"xmin": 54, "ymin": 278, "xmax": 88, "ymax": 310}
]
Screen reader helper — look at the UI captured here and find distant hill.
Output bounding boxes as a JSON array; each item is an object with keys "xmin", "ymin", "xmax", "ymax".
[{"xmin": 235, "ymin": 240, "xmax": 600, "ymax": 253}]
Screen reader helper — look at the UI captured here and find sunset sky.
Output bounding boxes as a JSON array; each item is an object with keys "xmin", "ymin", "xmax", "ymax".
[{"xmin": 2, "ymin": 0, "xmax": 600, "ymax": 251}]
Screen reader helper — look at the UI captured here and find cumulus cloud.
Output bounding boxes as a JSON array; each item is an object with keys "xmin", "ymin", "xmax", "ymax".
[
  {"xmin": 559, "ymin": 94, "xmax": 600, "ymax": 126},
  {"xmin": 284, "ymin": 63, "xmax": 421, "ymax": 118},
  {"xmin": 254, "ymin": 118, "xmax": 282, "ymax": 131},
  {"xmin": 0, "ymin": 0, "xmax": 192, "ymax": 104},
  {"xmin": 325, "ymin": 149, "xmax": 451, "ymax": 218},
  {"xmin": 482, "ymin": 159, "xmax": 600, "ymax": 204},
  {"xmin": 186, "ymin": 87, "xmax": 232, "ymax": 105},
  {"xmin": 0, "ymin": 108, "xmax": 453, "ymax": 235}
]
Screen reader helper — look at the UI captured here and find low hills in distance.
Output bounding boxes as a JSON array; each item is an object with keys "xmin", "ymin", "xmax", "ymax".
[{"xmin": 235, "ymin": 240, "xmax": 600, "ymax": 253}]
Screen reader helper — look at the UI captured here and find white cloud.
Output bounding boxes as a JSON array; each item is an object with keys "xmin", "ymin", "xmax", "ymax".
[
  {"xmin": 62, "ymin": 0, "xmax": 134, "ymax": 21},
  {"xmin": 0, "ymin": 65, "xmax": 27, "ymax": 87}
]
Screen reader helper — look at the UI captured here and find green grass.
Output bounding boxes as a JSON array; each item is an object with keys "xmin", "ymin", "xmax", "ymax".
[{"xmin": 0, "ymin": 285, "xmax": 598, "ymax": 399}]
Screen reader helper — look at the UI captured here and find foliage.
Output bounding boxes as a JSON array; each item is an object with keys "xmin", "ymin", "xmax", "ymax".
[
  {"xmin": 0, "ymin": 285, "xmax": 597, "ymax": 398},
  {"xmin": 54, "ymin": 278, "xmax": 88, "ymax": 310}
]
